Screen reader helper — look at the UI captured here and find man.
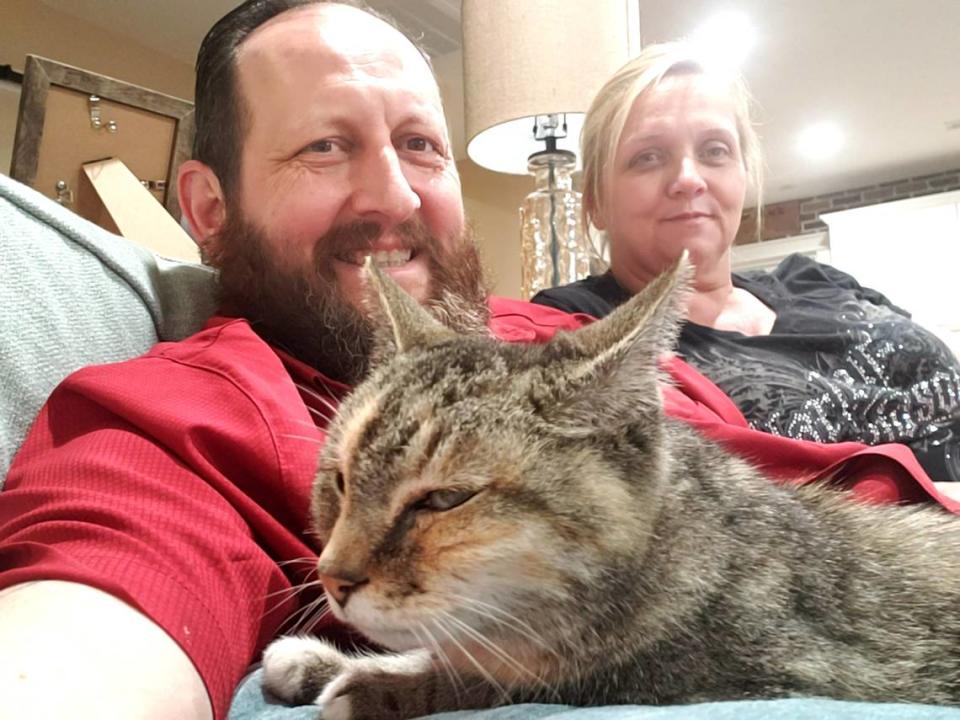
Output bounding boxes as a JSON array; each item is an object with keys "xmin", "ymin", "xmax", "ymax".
[{"xmin": 0, "ymin": 3, "xmax": 585, "ymax": 719}]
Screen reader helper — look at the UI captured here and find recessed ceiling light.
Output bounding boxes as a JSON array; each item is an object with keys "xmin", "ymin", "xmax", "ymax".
[
  {"xmin": 796, "ymin": 122, "xmax": 844, "ymax": 160},
  {"xmin": 690, "ymin": 11, "xmax": 757, "ymax": 71}
]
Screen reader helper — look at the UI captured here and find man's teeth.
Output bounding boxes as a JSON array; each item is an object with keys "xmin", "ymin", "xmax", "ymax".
[{"xmin": 366, "ymin": 249, "xmax": 412, "ymax": 268}]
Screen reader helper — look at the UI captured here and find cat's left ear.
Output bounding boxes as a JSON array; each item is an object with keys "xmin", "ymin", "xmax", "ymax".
[
  {"xmin": 539, "ymin": 252, "xmax": 692, "ymax": 435},
  {"xmin": 363, "ymin": 257, "xmax": 457, "ymax": 356}
]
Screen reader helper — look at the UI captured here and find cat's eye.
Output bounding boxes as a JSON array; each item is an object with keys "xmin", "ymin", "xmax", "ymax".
[
  {"xmin": 413, "ymin": 488, "xmax": 477, "ymax": 513},
  {"xmin": 334, "ymin": 471, "xmax": 345, "ymax": 495}
]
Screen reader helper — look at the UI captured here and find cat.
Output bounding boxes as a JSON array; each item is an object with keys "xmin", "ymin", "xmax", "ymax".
[{"xmin": 262, "ymin": 254, "xmax": 960, "ymax": 720}]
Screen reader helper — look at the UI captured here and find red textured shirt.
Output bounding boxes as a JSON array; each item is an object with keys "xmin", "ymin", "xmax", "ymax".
[{"xmin": 0, "ymin": 297, "xmax": 952, "ymax": 719}]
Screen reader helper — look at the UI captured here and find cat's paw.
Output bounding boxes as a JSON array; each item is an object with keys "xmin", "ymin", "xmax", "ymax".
[
  {"xmin": 314, "ymin": 652, "xmax": 430, "ymax": 720},
  {"xmin": 262, "ymin": 635, "xmax": 348, "ymax": 707}
]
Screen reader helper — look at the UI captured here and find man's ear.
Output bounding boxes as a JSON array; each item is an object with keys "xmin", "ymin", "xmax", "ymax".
[{"xmin": 178, "ymin": 159, "xmax": 226, "ymax": 259}]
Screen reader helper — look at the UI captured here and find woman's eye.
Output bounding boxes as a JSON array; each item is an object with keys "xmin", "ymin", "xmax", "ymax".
[
  {"xmin": 414, "ymin": 488, "xmax": 477, "ymax": 512},
  {"xmin": 630, "ymin": 150, "xmax": 662, "ymax": 168},
  {"xmin": 701, "ymin": 142, "xmax": 732, "ymax": 161}
]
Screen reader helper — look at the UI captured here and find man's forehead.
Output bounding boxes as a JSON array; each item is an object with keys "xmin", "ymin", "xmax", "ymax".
[{"xmin": 237, "ymin": 3, "xmax": 438, "ymax": 93}]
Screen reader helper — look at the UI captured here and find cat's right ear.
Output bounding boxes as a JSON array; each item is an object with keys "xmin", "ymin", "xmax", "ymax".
[
  {"xmin": 537, "ymin": 252, "xmax": 692, "ymax": 435},
  {"xmin": 363, "ymin": 258, "xmax": 457, "ymax": 356}
]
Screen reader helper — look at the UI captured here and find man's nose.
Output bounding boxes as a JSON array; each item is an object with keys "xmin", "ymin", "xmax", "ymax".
[
  {"xmin": 351, "ymin": 148, "xmax": 422, "ymax": 226},
  {"xmin": 667, "ymin": 156, "xmax": 707, "ymax": 198}
]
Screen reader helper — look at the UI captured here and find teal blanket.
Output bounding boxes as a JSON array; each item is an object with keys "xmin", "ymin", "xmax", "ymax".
[{"xmin": 229, "ymin": 669, "xmax": 960, "ymax": 720}]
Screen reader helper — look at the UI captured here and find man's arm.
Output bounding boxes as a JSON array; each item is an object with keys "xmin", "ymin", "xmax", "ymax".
[{"xmin": 0, "ymin": 581, "xmax": 213, "ymax": 720}]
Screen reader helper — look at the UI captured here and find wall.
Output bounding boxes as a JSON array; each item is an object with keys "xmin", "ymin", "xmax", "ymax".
[
  {"xmin": 1, "ymin": 0, "xmax": 194, "ymax": 173},
  {"xmin": 737, "ymin": 168, "xmax": 960, "ymax": 245},
  {"xmin": 796, "ymin": 168, "xmax": 960, "ymax": 235},
  {"xmin": 457, "ymin": 159, "xmax": 533, "ymax": 299},
  {"xmin": 1, "ymin": 0, "xmax": 194, "ymax": 98},
  {"xmin": 0, "ymin": 16, "xmax": 530, "ymax": 299},
  {"xmin": 434, "ymin": 50, "xmax": 533, "ymax": 299},
  {"xmin": 465, "ymin": 164, "xmax": 960, "ymax": 299}
]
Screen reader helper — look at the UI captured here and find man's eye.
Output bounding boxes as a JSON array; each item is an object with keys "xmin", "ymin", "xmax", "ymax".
[
  {"xmin": 404, "ymin": 136, "xmax": 436, "ymax": 153},
  {"xmin": 303, "ymin": 139, "xmax": 336, "ymax": 153}
]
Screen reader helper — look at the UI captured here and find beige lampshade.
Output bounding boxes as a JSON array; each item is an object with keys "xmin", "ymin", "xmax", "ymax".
[{"xmin": 462, "ymin": 0, "xmax": 639, "ymax": 175}]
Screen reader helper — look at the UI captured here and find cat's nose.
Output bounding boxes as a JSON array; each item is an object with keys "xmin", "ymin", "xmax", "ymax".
[{"xmin": 319, "ymin": 570, "xmax": 369, "ymax": 607}]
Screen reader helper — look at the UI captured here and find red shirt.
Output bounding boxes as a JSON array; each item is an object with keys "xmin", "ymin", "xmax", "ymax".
[{"xmin": 0, "ymin": 297, "xmax": 953, "ymax": 719}]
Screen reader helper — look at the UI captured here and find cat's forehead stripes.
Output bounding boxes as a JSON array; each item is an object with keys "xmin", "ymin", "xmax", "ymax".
[{"xmin": 337, "ymin": 389, "xmax": 388, "ymax": 479}]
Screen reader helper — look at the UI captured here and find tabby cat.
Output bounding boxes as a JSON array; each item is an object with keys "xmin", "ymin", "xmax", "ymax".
[{"xmin": 262, "ymin": 255, "xmax": 960, "ymax": 720}]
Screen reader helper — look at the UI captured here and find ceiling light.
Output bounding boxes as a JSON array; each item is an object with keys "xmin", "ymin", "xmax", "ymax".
[
  {"xmin": 796, "ymin": 122, "xmax": 845, "ymax": 160},
  {"xmin": 690, "ymin": 11, "xmax": 756, "ymax": 71}
]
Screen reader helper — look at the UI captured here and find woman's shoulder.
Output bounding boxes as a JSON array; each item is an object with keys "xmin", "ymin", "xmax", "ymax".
[
  {"xmin": 735, "ymin": 253, "xmax": 906, "ymax": 314},
  {"xmin": 530, "ymin": 272, "xmax": 629, "ymax": 318}
]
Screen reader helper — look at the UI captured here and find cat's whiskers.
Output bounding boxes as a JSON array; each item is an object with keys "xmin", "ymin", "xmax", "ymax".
[
  {"xmin": 305, "ymin": 405, "xmax": 334, "ymax": 424},
  {"xmin": 431, "ymin": 617, "xmax": 512, "ymax": 705},
  {"xmin": 443, "ymin": 592, "xmax": 561, "ymax": 658},
  {"xmin": 258, "ymin": 560, "xmax": 323, "ymax": 619},
  {"xmin": 285, "ymin": 417, "xmax": 327, "ymax": 430},
  {"xmin": 261, "ymin": 576, "xmax": 317, "ymax": 604},
  {"xmin": 260, "ymin": 579, "xmax": 323, "ymax": 622},
  {"xmin": 278, "ymin": 432, "xmax": 326, "ymax": 445},
  {"xmin": 414, "ymin": 621, "xmax": 466, "ymax": 703},
  {"xmin": 276, "ymin": 556, "xmax": 319, "ymax": 569},
  {"xmin": 283, "ymin": 592, "xmax": 332, "ymax": 636},
  {"xmin": 437, "ymin": 609, "xmax": 559, "ymax": 700},
  {"xmin": 296, "ymin": 380, "xmax": 342, "ymax": 418},
  {"xmin": 263, "ymin": 572, "xmax": 321, "ymax": 614}
]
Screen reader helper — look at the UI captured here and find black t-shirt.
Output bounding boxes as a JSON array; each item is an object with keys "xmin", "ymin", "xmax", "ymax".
[{"xmin": 532, "ymin": 254, "xmax": 960, "ymax": 481}]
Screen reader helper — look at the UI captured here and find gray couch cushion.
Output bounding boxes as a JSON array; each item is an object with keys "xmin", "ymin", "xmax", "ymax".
[{"xmin": 0, "ymin": 173, "xmax": 217, "ymax": 481}]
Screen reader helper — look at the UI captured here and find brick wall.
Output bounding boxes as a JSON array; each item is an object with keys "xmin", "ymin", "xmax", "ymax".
[{"xmin": 737, "ymin": 167, "xmax": 960, "ymax": 243}]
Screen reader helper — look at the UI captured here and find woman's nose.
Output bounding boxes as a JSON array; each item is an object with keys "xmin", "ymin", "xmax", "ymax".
[
  {"xmin": 350, "ymin": 148, "xmax": 422, "ymax": 226},
  {"xmin": 668, "ymin": 156, "xmax": 707, "ymax": 198}
]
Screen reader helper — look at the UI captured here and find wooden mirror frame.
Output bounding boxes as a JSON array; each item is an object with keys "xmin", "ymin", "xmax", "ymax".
[{"xmin": 10, "ymin": 55, "xmax": 194, "ymax": 219}]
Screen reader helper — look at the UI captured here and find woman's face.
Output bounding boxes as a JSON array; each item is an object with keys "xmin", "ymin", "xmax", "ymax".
[{"xmin": 599, "ymin": 72, "xmax": 747, "ymax": 285}]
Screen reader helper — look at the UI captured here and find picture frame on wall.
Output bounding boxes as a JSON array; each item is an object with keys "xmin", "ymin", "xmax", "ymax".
[{"xmin": 10, "ymin": 54, "xmax": 194, "ymax": 221}]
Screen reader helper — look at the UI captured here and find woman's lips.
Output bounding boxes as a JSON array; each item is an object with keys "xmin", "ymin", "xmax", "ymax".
[{"xmin": 663, "ymin": 212, "xmax": 711, "ymax": 222}]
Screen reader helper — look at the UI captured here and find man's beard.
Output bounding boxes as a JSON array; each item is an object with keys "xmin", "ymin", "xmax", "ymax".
[{"xmin": 209, "ymin": 213, "xmax": 489, "ymax": 385}]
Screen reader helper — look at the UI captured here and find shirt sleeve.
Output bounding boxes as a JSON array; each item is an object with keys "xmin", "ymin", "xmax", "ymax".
[{"xmin": 0, "ymin": 331, "xmax": 332, "ymax": 720}]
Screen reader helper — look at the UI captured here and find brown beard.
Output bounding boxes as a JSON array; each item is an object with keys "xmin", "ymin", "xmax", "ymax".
[{"xmin": 208, "ymin": 213, "xmax": 489, "ymax": 384}]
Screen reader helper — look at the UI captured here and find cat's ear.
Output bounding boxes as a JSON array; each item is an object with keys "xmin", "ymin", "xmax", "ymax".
[
  {"xmin": 540, "ymin": 252, "xmax": 692, "ymax": 435},
  {"xmin": 363, "ymin": 257, "xmax": 457, "ymax": 356}
]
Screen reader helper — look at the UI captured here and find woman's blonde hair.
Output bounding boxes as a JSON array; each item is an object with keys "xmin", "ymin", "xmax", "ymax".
[{"xmin": 580, "ymin": 41, "xmax": 763, "ymax": 238}]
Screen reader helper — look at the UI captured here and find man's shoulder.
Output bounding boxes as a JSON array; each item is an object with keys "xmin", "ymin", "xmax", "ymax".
[
  {"xmin": 67, "ymin": 316, "xmax": 294, "ymax": 406},
  {"xmin": 487, "ymin": 296, "xmax": 593, "ymax": 343},
  {"xmin": 148, "ymin": 316, "xmax": 271, "ymax": 365}
]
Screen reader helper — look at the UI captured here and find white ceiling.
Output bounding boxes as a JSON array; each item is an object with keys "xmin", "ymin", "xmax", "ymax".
[{"xmin": 38, "ymin": 0, "xmax": 960, "ymax": 203}]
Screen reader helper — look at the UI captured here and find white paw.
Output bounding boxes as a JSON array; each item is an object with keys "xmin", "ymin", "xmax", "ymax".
[
  {"xmin": 262, "ymin": 635, "xmax": 347, "ymax": 705},
  {"xmin": 318, "ymin": 674, "xmax": 354, "ymax": 720}
]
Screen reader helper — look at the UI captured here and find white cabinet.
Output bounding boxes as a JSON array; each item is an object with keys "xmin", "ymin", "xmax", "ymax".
[
  {"xmin": 822, "ymin": 190, "xmax": 960, "ymax": 354},
  {"xmin": 731, "ymin": 231, "xmax": 831, "ymax": 273}
]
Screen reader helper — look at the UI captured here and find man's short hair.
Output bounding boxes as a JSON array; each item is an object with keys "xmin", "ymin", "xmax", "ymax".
[{"xmin": 193, "ymin": 0, "xmax": 431, "ymax": 201}]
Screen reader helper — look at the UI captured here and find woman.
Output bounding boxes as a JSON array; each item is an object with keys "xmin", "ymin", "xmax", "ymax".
[{"xmin": 533, "ymin": 42, "xmax": 960, "ymax": 481}]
